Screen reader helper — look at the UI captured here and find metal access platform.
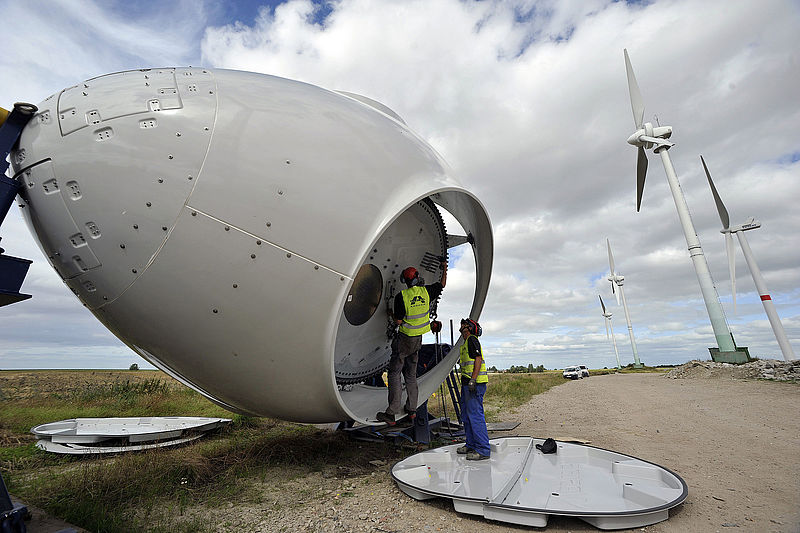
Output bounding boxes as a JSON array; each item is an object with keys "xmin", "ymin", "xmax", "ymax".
[{"xmin": 392, "ymin": 436, "xmax": 687, "ymax": 530}]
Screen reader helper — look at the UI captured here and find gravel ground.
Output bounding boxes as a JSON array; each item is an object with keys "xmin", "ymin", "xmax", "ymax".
[
  {"xmin": 187, "ymin": 370, "xmax": 799, "ymax": 533},
  {"xmin": 17, "ymin": 369, "xmax": 800, "ymax": 532}
]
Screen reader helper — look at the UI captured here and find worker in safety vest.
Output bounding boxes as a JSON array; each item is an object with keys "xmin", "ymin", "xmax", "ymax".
[
  {"xmin": 457, "ymin": 318, "xmax": 490, "ymax": 460},
  {"xmin": 376, "ymin": 260, "xmax": 446, "ymax": 425}
]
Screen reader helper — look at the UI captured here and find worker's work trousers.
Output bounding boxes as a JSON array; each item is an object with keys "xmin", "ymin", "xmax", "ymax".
[
  {"xmin": 386, "ymin": 333, "xmax": 421, "ymax": 416},
  {"xmin": 460, "ymin": 382, "xmax": 490, "ymax": 457}
]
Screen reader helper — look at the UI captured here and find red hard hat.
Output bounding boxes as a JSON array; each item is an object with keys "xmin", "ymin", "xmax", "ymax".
[
  {"xmin": 460, "ymin": 318, "xmax": 481, "ymax": 336},
  {"xmin": 401, "ymin": 267, "xmax": 418, "ymax": 283}
]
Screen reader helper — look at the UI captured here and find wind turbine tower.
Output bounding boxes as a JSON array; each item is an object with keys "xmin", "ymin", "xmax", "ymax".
[
  {"xmin": 606, "ymin": 239, "xmax": 642, "ymax": 367},
  {"xmin": 599, "ymin": 295, "xmax": 622, "ymax": 369},
  {"xmin": 702, "ymin": 156, "xmax": 796, "ymax": 361},
  {"xmin": 623, "ymin": 49, "xmax": 747, "ymax": 363}
]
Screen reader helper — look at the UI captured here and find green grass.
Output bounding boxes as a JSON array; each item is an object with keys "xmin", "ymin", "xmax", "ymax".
[
  {"xmin": 7, "ymin": 421, "xmax": 352, "ymax": 532},
  {"xmin": 425, "ymin": 371, "xmax": 570, "ymax": 422},
  {"xmin": 0, "ymin": 368, "xmax": 633, "ymax": 531},
  {"xmin": 0, "ymin": 371, "xmax": 405, "ymax": 532},
  {"xmin": 482, "ymin": 371, "xmax": 567, "ymax": 421},
  {"xmin": 1, "ymin": 386, "xmax": 228, "ymax": 436}
]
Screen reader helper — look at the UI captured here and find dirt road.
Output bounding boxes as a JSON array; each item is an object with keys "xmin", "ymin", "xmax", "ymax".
[
  {"xmin": 515, "ymin": 373, "xmax": 800, "ymax": 532},
  {"xmin": 268, "ymin": 372, "xmax": 799, "ymax": 533}
]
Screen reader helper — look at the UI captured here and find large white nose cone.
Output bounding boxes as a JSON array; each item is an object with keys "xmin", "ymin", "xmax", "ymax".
[{"xmin": 12, "ymin": 68, "xmax": 492, "ymax": 424}]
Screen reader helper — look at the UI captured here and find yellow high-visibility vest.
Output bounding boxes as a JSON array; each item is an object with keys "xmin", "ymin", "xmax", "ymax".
[
  {"xmin": 398, "ymin": 286, "xmax": 431, "ymax": 336},
  {"xmin": 460, "ymin": 335, "xmax": 488, "ymax": 383}
]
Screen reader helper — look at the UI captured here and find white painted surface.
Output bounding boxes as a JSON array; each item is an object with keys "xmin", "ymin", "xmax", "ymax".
[
  {"xmin": 11, "ymin": 68, "xmax": 493, "ymax": 424},
  {"xmin": 392, "ymin": 437, "xmax": 687, "ymax": 530}
]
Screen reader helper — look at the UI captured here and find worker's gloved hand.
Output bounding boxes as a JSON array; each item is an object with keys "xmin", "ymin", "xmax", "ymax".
[{"xmin": 468, "ymin": 379, "xmax": 476, "ymax": 393}]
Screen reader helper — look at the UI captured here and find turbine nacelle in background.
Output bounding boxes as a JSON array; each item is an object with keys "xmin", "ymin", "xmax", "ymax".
[
  {"xmin": 626, "ymin": 124, "xmax": 673, "ymax": 148},
  {"xmin": 624, "ymin": 49, "xmax": 675, "ymax": 212},
  {"xmin": 702, "ymin": 156, "xmax": 795, "ymax": 361},
  {"xmin": 606, "ymin": 238, "xmax": 623, "ymax": 305},
  {"xmin": 623, "ymin": 49, "xmax": 739, "ymax": 359},
  {"xmin": 598, "ymin": 295, "xmax": 621, "ymax": 369},
  {"xmin": 599, "ymin": 295, "xmax": 612, "ymax": 332},
  {"xmin": 605, "ymin": 238, "xmax": 641, "ymax": 367}
]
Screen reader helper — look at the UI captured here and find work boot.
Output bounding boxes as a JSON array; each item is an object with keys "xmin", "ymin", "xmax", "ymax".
[
  {"xmin": 456, "ymin": 445, "xmax": 471, "ymax": 455},
  {"xmin": 466, "ymin": 451, "xmax": 490, "ymax": 461},
  {"xmin": 404, "ymin": 407, "xmax": 417, "ymax": 420},
  {"xmin": 376, "ymin": 411, "xmax": 396, "ymax": 426}
]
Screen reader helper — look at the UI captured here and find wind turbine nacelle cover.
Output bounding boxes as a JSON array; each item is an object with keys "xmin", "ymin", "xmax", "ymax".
[
  {"xmin": 652, "ymin": 125, "xmax": 672, "ymax": 139},
  {"xmin": 10, "ymin": 68, "xmax": 493, "ymax": 424}
]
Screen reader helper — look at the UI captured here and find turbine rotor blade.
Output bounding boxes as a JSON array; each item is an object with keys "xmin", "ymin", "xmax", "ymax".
[
  {"xmin": 701, "ymin": 155, "xmax": 729, "ymax": 229},
  {"xmin": 726, "ymin": 232, "xmax": 736, "ymax": 314},
  {"xmin": 599, "ymin": 295, "xmax": 607, "ymax": 314},
  {"xmin": 605, "ymin": 318, "xmax": 610, "ymax": 338},
  {"xmin": 636, "ymin": 146, "xmax": 648, "ymax": 211},
  {"xmin": 607, "ymin": 238, "xmax": 616, "ymax": 275},
  {"xmin": 624, "ymin": 49, "xmax": 645, "ymax": 129}
]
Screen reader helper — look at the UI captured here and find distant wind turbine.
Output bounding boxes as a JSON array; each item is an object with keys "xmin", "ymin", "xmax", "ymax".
[
  {"xmin": 702, "ymin": 156, "xmax": 796, "ymax": 361},
  {"xmin": 607, "ymin": 239, "xmax": 642, "ymax": 367},
  {"xmin": 623, "ymin": 49, "xmax": 742, "ymax": 361},
  {"xmin": 599, "ymin": 295, "xmax": 622, "ymax": 369}
]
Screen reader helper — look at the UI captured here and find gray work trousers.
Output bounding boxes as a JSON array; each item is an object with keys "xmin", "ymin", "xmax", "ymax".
[{"xmin": 386, "ymin": 332, "xmax": 422, "ymax": 416}]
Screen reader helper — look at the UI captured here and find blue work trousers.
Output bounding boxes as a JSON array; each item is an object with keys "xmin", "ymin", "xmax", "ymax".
[{"xmin": 460, "ymin": 382, "xmax": 490, "ymax": 457}]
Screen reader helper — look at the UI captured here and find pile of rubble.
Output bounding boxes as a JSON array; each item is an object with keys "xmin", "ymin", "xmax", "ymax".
[{"xmin": 664, "ymin": 359, "xmax": 800, "ymax": 382}]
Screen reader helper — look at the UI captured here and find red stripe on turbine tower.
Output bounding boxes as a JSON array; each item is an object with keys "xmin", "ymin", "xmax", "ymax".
[{"xmin": 761, "ymin": 295, "xmax": 772, "ymax": 301}]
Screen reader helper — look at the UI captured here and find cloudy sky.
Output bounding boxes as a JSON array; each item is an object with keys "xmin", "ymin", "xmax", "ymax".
[{"xmin": 1, "ymin": 0, "xmax": 798, "ymax": 371}]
